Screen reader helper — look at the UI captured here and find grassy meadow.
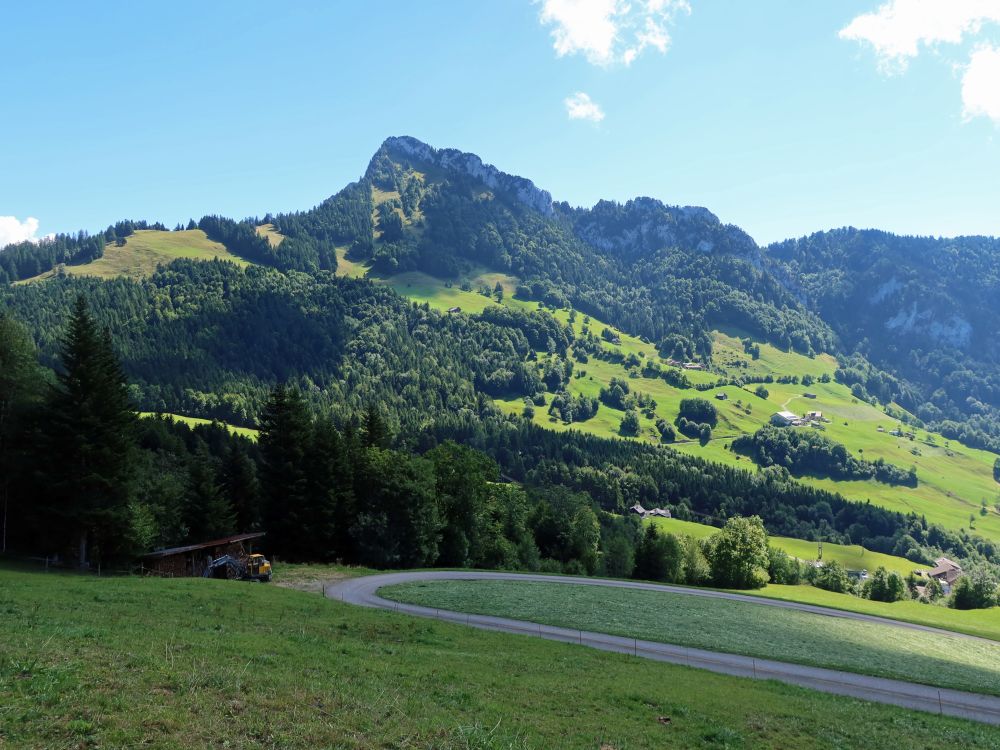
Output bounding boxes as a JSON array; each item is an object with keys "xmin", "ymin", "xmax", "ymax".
[
  {"xmin": 8, "ymin": 567, "xmax": 1000, "ymax": 748},
  {"xmin": 383, "ymin": 579, "xmax": 1000, "ymax": 697},
  {"xmin": 138, "ymin": 412, "xmax": 259, "ymax": 441},
  {"xmin": 20, "ymin": 230, "xmax": 248, "ymax": 283},
  {"xmin": 646, "ymin": 517, "xmax": 920, "ymax": 578}
]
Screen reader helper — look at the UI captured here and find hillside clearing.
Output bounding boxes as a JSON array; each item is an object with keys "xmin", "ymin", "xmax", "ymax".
[
  {"xmin": 18, "ymin": 230, "xmax": 248, "ymax": 282},
  {"xmin": 138, "ymin": 412, "xmax": 259, "ymax": 440}
]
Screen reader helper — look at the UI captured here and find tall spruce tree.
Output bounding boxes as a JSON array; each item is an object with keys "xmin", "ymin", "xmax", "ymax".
[
  {"xmin": 258, "ymin": 385, "xmax": 313, "ymax": 558},
  {"xmin": 185, "ymin": 448, "xmax": 236, "ymax": 540},
  {"xmin": 220, "ymin": 443, "xmax": 261, "ymax": 532},
  {"xmin": 40, "ymin": 296, "xmax": 138, "ymax": 566},
  {"xmin": 362, "ymin": 403, "xmax": 391, "ymax": 448},
  {"xmin": 0, "ymin": 315, "xmax": 43, "ymax": 554},
  {"xmin": 300, "ymin": 418, "xmax": 349, "ymax": 560}
]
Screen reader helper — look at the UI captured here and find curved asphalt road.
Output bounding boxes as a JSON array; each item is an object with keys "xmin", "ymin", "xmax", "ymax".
[{"xmin": 325, "ymin": 570, "xmax": 1000, "ymax": 726}]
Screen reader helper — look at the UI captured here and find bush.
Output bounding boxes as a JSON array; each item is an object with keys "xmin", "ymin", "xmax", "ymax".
[
  {"xmin": 863, "ymin": 566, "xmax": 907, "ymax": 602},
  {"xmin": 767, "ymin": 547, "xmax": 802, "ymax": 585},
  {"xmin": 813, "ymin": 560, "xmax": 851, "ymax": 594},
  {"xmin": 705, "ymin": 516, "xmax": 769, "ymax": 589},
  {"xmin": 678, "ymin": 398, "xmax": 718, "ymax": 427},
  {"xmin": 949, "ymin": 568, "xmax": 999, "ymax": 610}
]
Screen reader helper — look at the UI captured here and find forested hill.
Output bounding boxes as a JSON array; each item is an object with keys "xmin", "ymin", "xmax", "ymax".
[
  {"xmin": 4, "ymin": 135, "xmax": 1000, "ymax": 450},
  {"xmin": 268, "ymin": 136, "xmax": 836, "ymax": 359},
  {"xmin": 765, "ymin": 230, "xmax": 1000, "ymax": 451}
]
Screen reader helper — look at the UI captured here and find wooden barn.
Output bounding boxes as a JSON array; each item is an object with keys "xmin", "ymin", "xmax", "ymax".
[{"xmin": 141, "ymin": 532, "xmax": 265, "ymax": 578}]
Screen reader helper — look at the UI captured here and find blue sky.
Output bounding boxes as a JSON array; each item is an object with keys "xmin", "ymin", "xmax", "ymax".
[{"xmin": 3, "ymin": 0, "xmax": 1000, "ymax": 247}]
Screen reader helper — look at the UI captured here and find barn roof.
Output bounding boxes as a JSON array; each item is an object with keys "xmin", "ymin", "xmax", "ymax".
[{"xmin": 141, "ymin": 532, "xmax": 265, "ymax": 559}]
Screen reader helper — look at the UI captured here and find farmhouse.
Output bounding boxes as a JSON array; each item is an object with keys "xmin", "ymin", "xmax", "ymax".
[
  {"xmin": 805, "ymin": 411, "xmax": 823, "ymax": 421},
  {"xmin": 804, "ymin": 392, "xmax": 817, "ymax": 399},
  {"xmin": 926, "ymin": 557, "xmax": 963, "ymax": 593},
  {"xmin": 683, "ymin": 362, "xmax": 704, "ymax": 370},
  {"xmin": 141, "ymin": 532, "xmax": 266, "ymax": 578},
  {"xmin": 715, "ymin": 392, "xmax": 728, "ymax": 401},
  {"xmin": 770, "ymin": 410, "xmax": 800, "ymax": 427},
  {"xmin": 629, "ymin": 503, "xmax": 672, "ymax": 520},
  {"xmin": 446, "ymin": 306, "xmax": 461, "ymax": 313}
]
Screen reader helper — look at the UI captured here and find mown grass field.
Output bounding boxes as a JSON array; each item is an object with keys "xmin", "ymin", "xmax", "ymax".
[
  {"xmin": 7, "ymin": 568, "xmax": 995, "ymax": 750},
  {"xmin": 383, "ymin": 579, "xmax": 1000, "ymax": 697},
  {"xmin": 7, "ymin": 568, "xmax": 998, "ymax": 748},
  {"xmin": 744, "ymin": 583, "xmax": 1000, "ymax": 641},
  {"xmin": 138, "ymin": 412, "xmax": 259, "ymax": 440},
  {"xmin": 647, "ymin": 517, "xmax": 920, "ymax": 578},
  {"xmin": 20, "ymin": 230, "xmax": 248, "ymax": 282}
]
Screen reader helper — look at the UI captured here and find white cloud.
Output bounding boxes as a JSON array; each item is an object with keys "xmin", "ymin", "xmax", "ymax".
[
  {"xmin": 539, "ymin": 0, "xmax": 690, "ymax": 67},
  {"xmin": 840, "ymin": 0, "xmax": 1000, "ymax": 72},
  {"xmin": 841, "ymin": 1, "xmax": 1000, "ymax": 124},
  {"xmin": 962, "ymin": 44, "xmax": 1000, "ymax": 121},
  {"xmin": 564, "ymin": 91, "xmax": 605, "ymax": 122},
  {"xmin": 0, "ymin": 216, "xmax": 41, "ymax": 249}
]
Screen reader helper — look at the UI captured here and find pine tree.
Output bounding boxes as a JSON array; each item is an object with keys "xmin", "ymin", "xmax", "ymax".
[
  {"xmin": 220, "ymin": 443, "xmax": 261, "ymax": 532},
  {"xmin": 185, "ymin": 449, "xmax": 236, "ymax": 540},
  {"xmin": 302, "ymin": 418, "xmax": 350, "ymax": 560},
  {"xmin": 0, "ymin": 315, "xmax": 43, "ymax": 554},
  {"xmin": 362, "ymin": 403, "xmax": 390, "ymax": 448},
  {"xmin": 258, "ymin": 385, "xmax": 313, "ymax": 558},
  {"xmin": 40, "ymin": 296, "xmax": 138, "ymax": 566}
]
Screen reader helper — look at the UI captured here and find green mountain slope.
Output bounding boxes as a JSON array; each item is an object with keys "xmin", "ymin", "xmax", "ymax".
[{"xmin": 4, "ymin": 135, "xmax": 1000, "ymax": 567}]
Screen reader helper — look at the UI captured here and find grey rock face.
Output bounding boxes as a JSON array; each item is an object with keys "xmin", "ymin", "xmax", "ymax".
[{"xmin": 382, "ymin": 136, "xmax": 554, "ymax": 216}]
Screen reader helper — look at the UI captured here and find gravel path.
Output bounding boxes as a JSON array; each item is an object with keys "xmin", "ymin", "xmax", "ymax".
[{"xmin": 325, "ymin": 570, "xmax": 1000, "ymax": 725}]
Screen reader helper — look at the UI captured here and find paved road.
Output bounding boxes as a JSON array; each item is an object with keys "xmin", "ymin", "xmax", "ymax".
[{"xmin": 325, "ymin": 570, "xmax": 1000, "ymax": 726}]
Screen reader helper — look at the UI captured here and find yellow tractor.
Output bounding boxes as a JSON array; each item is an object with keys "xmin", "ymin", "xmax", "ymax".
[
  {"xmin": 246, "ymin": 553, "xmax": 273, "ymax": 582},
  {"xmin": 203, "ymin": 553, "xmax": 273, "ymax": 582}
]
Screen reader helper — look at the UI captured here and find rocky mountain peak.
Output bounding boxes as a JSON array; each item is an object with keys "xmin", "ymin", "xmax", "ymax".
[{"xmin": 376, "ymin": 136, "xmax": 554, "ymax": 216}]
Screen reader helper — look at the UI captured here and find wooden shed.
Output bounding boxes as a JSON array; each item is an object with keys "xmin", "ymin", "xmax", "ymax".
[{"xmin": 141, "ymin": 532, "xmax": 266, "ymax": 578}]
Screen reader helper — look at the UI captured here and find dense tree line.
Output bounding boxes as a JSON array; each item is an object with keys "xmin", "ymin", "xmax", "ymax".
[
  {"xmin": 732, "ymin": 426, "xmax": 918, "ymax": 486},
  {"xmin": 0, "ymin": 232, "xmax": 105, "ymax": 284}
]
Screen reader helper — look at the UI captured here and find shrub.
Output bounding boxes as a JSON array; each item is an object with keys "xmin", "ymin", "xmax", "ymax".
[
  {"xmin": 863, "ymin": 566, "xmax": 907, "ymax": 602},
  {"xmin": 813, "ymin": 560, "xmax": 851, "ymax": 594},
  {"xmin": 678, "ymin": 398, "xmax": 718, "ymax": 427},
  {"xmin": 705, "ymin": 516, "xmax": 769, "ymax": 589},
  {"xmin": 949, "ymin": 568, "xmax": 999, "ymax": 610},
  {"xmin": 767, "ymin": 547, "xmax": 802, "ymax": 585}
]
